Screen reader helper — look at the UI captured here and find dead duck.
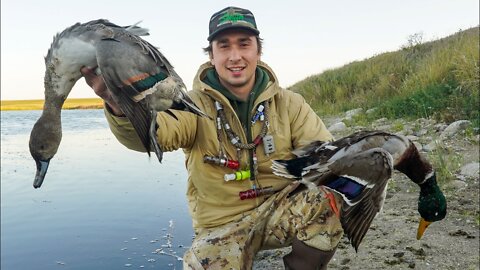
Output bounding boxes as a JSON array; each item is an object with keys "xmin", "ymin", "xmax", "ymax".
[
  {"xmin": 272, "ymin": 130, "xmax": 447, "ymax": 251},
  {"xmin": 29, "ymin": 19, "xmax": 208, "ymax": 189}
]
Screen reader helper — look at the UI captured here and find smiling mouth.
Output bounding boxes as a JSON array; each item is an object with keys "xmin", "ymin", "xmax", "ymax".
[{"xmin": 228, "ymin": 67, "xmax": 245, "ymax": 72}]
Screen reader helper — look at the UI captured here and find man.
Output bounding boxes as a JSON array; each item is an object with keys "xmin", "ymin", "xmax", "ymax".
[{"xmin": 81, "ymin": 6, "xmax": 343, "ymax": 270}]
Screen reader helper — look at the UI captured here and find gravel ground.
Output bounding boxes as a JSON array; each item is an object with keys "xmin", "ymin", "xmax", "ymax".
[{"xmin": 253, "ymin": 115, "xmax": 479, "ymax": 270}]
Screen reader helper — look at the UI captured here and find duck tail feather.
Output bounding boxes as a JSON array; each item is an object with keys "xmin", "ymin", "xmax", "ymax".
[
  {"xmin": 124, "ymin": 21, "xmax": 150, "ymax": 36},
  {"xmin": 181, "ymin": 97, "xmax": 211, "ymax": 119},
  {"xmin": 272, "ymin": 156, "xmax": 318, "ymax": 179},
  {"xmin": 271, "ymin": 160, "xmax": 299, "ymax": 179},
  {"xmin": 173, "ymin": 89, "xmax": 210, "ymax": 119},
  {"xmin": 163, "ymin": 110, "xmax": 179, "ymax": 120}
]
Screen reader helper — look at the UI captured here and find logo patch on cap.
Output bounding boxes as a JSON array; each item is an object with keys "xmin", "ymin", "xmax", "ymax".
[{"xmin": 219, "ymin": 10, "xmax": 245, "ymax": 25}]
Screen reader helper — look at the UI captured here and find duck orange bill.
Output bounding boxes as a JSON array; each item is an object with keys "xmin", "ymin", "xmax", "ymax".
[{"xmin": 416, "ymin": 218, "xmax": 432, "ymax": 240}]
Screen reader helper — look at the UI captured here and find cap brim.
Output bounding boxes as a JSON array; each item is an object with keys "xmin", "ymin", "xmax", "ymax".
[{"xmin": 208, "ymin": 26, "xmax": 260, "ymax": 41}]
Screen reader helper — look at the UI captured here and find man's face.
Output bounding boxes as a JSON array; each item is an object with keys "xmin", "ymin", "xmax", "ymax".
[{"xmin": 210, "ymin": 30, "xmax": 260, "ymax": 95}]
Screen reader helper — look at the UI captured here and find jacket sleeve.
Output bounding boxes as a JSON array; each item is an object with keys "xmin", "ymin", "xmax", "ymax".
[
  {"xmin": 288, "ymin": 92, "xmax": 333, "ymax": 148},
  {"xmin": 104, "ymin": 107, "xmax": 198, "ymax": 153}
]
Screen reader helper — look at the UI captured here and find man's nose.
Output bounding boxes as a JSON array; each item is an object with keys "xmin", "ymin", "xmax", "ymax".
[{"xmin": 228, "ymin": 47, "xmax": 241, "ymax": 61}]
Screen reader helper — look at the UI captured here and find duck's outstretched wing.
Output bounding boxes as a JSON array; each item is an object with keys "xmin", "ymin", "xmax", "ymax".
[{"xmin": 325, "ymin": 148, "xmax": 393, "ymax": 252}]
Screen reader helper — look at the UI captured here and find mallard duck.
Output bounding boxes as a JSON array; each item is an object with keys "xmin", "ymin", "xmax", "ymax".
[
  {"xmin": 272, "ymin": 130, "xmax": 447, "ymax": 251},
  {"xmin": 29, "ymin": 19, "xmax": 208, "ymax": 189}
]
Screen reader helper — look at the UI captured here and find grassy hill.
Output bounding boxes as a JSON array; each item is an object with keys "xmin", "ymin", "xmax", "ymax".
[{"xmin": 289, "ymin": 27, "xmax": 479, "ymax": 128}]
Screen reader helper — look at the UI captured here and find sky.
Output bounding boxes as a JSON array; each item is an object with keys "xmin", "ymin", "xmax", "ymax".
[{"xmin": 1, "ymin": 0, "xmax": 478, "ymax": 100}]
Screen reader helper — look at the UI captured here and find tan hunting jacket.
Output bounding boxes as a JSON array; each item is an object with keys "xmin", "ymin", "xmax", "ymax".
[{"xmin": 105, "ymin": 61, "xmax": 333, "ymax": 229}]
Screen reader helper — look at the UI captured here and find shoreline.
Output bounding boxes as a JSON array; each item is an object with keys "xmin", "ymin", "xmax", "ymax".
[{"xmin": 0, "ymin": 98, "xmax": 103, "ymax": 111}]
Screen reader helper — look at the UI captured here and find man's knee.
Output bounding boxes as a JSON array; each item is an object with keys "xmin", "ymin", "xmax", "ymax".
[{"xmin": 283, "ymin": 237, "xmax": 337, "ymax": 270}]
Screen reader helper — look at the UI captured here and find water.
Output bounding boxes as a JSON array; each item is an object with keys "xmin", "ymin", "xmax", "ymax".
[{"xmin": 1, "ymin": 109, "xmax": 193, "ymax": 269}]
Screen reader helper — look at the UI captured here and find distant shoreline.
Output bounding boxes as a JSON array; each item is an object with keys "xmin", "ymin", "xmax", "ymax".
[{"xmin": 0, "ymin": 98, "xmax": 104, "ymax": 111}]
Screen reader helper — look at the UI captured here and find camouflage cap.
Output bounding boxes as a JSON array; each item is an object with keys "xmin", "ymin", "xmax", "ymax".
[{"xmin": 208, "ymin": 6, "xmax": 260, "ymax": 41}]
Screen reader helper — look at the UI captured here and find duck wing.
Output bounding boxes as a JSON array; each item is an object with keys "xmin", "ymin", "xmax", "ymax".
[
  {"xmin": 272, "ymin": 140, "xmax": 341, "ymax": 179},
  {"xmin": 94, "ymin": 24, "xmax": 208, "ymax": 116},
  {"xmin": 272, "ymin": 131, "xmax": 406, "ymax": 182},
  {"xmin": 93, "ymin": 23, "xmax": 189, "ymax": 162},
  {"xmin": 95, "ymin": 26, "xmax": 183, "ymax": 105},
  {"xmin": 93, "ymin": 24, "xmax": 210, "ymax": 161},
  {"xmin": 325, "ymin": 148, "xmax": 393, "ymax": 251},
  {"xmin": 95, "ymin": 36, "xmax": 167, "ymax": 161},
  {"xmin": 284, "ymin": 130, "xmax": 392, "ymax": 168}
]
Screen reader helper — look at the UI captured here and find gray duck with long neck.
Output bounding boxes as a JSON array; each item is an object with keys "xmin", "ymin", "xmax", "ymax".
[{"xmin": 29, "ymin": 19, "xmax": 208, "ymax": 189}]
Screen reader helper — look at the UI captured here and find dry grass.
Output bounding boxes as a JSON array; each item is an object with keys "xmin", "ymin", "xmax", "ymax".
[
  {"xmin": 289, "ymin": 27, "xmax": 479, "ymax": 127},
  {"xmin": 1, "ymin": 98, "xmax": 104, "ymax": 111}
]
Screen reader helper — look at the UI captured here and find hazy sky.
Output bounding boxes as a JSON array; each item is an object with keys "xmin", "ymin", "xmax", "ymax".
[{"xmin": 1, "ymin": 0, "xmax": 478, "ymax": 100}]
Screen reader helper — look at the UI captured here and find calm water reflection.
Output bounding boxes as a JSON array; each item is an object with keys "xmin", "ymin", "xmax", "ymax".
[{"xmin": 1, "ymin": 109, "xmax": 193, "ymax": 269}]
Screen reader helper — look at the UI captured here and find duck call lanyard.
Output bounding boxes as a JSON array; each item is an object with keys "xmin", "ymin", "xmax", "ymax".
[{"xmin": 205, "ymin": 100, "xmax": 275, "ymax": 200}]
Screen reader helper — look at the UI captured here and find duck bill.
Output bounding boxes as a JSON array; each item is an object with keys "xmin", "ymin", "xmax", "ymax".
[
  {"xmin": 33, "ymin": 160, "xmax": 50, "ymax": 189},
  {"xmin": 416, "ymin": 218, "xmax": 432, "ymax": 240}
]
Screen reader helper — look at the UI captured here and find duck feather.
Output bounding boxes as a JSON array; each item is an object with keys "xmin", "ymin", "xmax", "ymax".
[
  {"xmin": 272, "ymin": 130, "xmax": 443, "ymax": 251},
  {"xmin": 30, "ymin": 19, "xmax": 209, "ymax": 188}
]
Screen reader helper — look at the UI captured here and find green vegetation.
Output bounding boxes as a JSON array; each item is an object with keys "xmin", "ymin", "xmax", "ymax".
[
  {"xmin": 289, "ymin": 27, "xmax": 479, "ymax": 129},
  {"xmin": 428, "ymin": 144, "xmax": 464, "ymax": 184}
]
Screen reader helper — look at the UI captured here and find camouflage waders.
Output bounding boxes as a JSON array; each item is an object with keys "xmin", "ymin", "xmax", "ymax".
[{"xmin": 183, "ymin": 183, "xmax": 344, "ymax": 270}]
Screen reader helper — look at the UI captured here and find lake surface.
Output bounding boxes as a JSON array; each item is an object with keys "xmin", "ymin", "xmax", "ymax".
[{"xmin": 1, "ymin": 109, "xmax": 193, "ymax": 269}]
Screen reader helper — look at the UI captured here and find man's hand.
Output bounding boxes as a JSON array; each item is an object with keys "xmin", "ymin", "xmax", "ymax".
[{"xmin": 80, "ymin": 66, "xmax": 124, "ymax": 116}]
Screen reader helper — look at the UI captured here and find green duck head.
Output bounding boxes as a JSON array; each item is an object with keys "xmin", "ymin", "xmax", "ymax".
[{"xmin": 417, "ymin": 173, "xmax": 447, "ymax": 239}]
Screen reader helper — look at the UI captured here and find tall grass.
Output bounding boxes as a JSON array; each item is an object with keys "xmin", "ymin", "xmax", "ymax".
[{"xmin": 289, "ymin": 27, "xmax": 479, "ymax": 128}]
